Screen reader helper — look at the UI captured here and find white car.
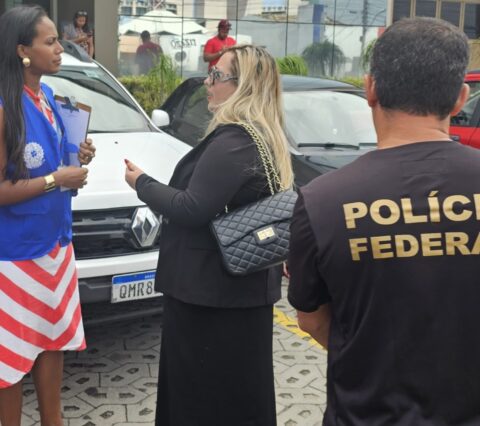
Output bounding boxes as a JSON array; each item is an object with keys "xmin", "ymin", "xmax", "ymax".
[{"xmin": 42, "ymin": 46, "xmax": 190, "ymax": 321}]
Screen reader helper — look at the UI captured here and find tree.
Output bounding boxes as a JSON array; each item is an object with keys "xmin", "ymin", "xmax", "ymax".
[
  {"xmin": 361, "ymin": 38, "xmax": 377, "ymax": 72},
  {"xmin": 302, "ymin": 40, "xmax": 346, "ymax": 77}
]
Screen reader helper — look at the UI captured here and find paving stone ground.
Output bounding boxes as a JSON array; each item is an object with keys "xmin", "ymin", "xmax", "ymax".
[{"xmin": 21, "ymin": 280, "xmax": 327, "ymax": 425}]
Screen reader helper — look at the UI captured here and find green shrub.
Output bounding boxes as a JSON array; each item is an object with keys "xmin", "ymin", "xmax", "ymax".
[
  {"xmin": 276, "ymin": 55, "xmax": 308, "ymax": 76},
  {"xmin": 119, "ymin": 54, "xmax": 183, "ymax": 116},
  {"xmin": 339, "ymin": 76, "xmax": 365, "ymax": 88}
]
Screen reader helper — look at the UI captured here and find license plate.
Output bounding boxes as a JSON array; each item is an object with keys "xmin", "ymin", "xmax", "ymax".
[{"xmin": 111, "ymin": 271, "xmax": 161, "ymax": 303}]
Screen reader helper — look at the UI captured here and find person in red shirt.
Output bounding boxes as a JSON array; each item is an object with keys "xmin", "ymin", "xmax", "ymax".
[
  {"xmin": 203, "ymin": 19, "xmax": 236, "ymax": 70},
  {"xmin": 135, "ymin": 30, "xmax": 163, "ymax": 75}
]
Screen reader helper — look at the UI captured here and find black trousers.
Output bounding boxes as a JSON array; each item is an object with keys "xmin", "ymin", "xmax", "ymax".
[{"xmin": 155, "ymin": 295, "xmax": 277, "ymax": 426}]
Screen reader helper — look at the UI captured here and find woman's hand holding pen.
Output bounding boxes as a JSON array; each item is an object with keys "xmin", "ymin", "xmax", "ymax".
[
  {"xmin": 53, "ymin": 166, "xmax": 88, "ymax": 189},
  {"xmin": 124, "ymin": 159, "xmax": 144, "ymax": 190},
  {"xmin": 78, "ymin": 138, "xmax": 95, "ymax": 165}
]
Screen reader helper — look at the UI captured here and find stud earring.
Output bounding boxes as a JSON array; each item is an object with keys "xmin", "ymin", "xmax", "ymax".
[{"xmin": 22, "ymin": 57, "xmax": 31, "ymax": 67}]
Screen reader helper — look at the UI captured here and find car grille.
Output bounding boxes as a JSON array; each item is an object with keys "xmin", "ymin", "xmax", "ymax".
[{"xmin": 72, "ymin": 207, "xmax": 160, "ymax": 260}]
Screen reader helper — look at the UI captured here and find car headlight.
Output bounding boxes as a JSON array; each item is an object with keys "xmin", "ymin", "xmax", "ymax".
[{"xmin": 130, "ymin": 207, "xmax": 161, "ymax": 248}]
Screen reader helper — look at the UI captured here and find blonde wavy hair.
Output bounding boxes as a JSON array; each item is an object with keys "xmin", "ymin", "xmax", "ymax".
[{"xmin": 205, "ymin": 44, "xmax": 294, "ymax": 190}]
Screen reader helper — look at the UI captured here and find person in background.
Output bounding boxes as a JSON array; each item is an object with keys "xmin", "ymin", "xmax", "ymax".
[
  {"xmin": 135, "ymin": 30, "xmax": 163, "ymax": 75},
  {"xmin": 0, "ymin": 6, "xmax": 95, "ymax": 426},
  {"xmin": 203, "ymin": 19, "xmax": 236, "ymax": 70},
  {"xmin": 125, "ymin": 45, "xmax": 293, "ymax": 426},
  {"xmin": 288, "ymin": 17, "xmax": 480, "ymax": 426},
  {"xmin": 62, "ymin": 10, "xmax": 94, "ymax": 58}
]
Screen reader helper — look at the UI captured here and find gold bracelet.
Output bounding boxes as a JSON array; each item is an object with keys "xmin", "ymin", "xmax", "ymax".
[{"xmin": 44, "ymin": 174, "xmax": 56, "ymax": 192}]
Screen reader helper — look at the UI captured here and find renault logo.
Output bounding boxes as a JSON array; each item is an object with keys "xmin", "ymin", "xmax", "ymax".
[{"xmin": 131, "ymin": 207, "xmax": 161, "ymax": 248}]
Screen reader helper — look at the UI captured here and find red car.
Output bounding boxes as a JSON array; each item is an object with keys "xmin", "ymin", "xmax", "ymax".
[{"xmin": 450, "ymin": 70, "xmax": 480, "ymax": 148}]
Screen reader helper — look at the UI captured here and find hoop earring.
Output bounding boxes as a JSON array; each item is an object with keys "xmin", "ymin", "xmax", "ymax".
[{"xmin": 22, "ymin": 57, "xmax": 31, "ymax": 67}]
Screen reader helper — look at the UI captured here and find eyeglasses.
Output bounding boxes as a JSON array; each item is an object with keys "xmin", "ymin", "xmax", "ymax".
[
  {"xmin": 207, "ymin": 66, "xmax": 237, "ymax": 85},
  {"xmin": 77, "ymin": 11, "xmax": 88, "ymax": 16}
]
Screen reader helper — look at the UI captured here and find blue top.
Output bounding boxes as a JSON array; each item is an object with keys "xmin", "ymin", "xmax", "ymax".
[{"xmin": 0, "ymin": 83, "xmax": 79, "ymax": 260}]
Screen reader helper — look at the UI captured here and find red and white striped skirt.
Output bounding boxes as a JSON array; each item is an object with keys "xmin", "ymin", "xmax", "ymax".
[{"xmin": 0, "ymin": 243, "xmax": 86, "ymax": 388}]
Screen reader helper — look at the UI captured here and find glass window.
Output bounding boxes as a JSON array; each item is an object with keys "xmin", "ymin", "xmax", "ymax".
[
  {"xmin": 283, "ymin": 91, "xmax": 376, "ymax": 147},
  {"xmin": 393, "ymin": 0, "xmax": 411, "ymax": 22},
  {"xmin": 174, "ymin": 84, "xmax": 211, "ymax": 145},
  {"xmin": 181, "ymin": 85, "xmax": 210, "ymax": 132},
  {"xmin": 165, "ymin": 3, "xmax": 177, "ymax": 14},
  {"xmin": 440, "ymin": 2, "xmax": 461, "ymax": 26},
  {"xmin": 301, "ymin": 32, "xmax": 348, "ymax": 77},
  {"xmin": 5, "ymin": 0, "xmax": 23, "ymax": 8},
  {"xmin": 42, "ymin": 66, "xmax": 150, "ymax": 133},
  {"xmin": 335, "ymin": 0, "xmax": 364, "ymax": 25},
  {"xmin": 114, "ymin": 0, "xmax": 415, "ymax": 80},
  {"xmin": 469, "ymin": 81, "xmax": 480, "ymax": 97},
  {"xmin": 464, "ymin": 4, "xmax": 480, "ymax": 39},
  {"xmin": 450, "ymin": 82, "xmax": 480, "ymax": 127},
  {"xmin": 236, "ymin": 19, "xmax": 287, "ymax": 58},
  {"xmin": 415, "ymin": 0, "xmax": 436, "ymax": 17},
  {"xmin": 367, "ymin": 6, "xmax": 387, "ymax": 26}
]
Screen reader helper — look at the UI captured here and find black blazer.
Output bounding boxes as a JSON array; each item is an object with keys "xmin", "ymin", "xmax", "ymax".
[{"xmin": 135, "ymin": 124, "xmax": 282, "ymax": 308}]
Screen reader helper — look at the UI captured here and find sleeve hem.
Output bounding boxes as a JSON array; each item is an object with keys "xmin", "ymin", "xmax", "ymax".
[{"xmin": 287, "ymin": 294, "xmax": 329, "ymax": 313}]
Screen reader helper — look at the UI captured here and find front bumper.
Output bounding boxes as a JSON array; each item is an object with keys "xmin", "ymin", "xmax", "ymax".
[{"xmin": 77, "ymin": 251, "xmax": 159, "ymax": 303}]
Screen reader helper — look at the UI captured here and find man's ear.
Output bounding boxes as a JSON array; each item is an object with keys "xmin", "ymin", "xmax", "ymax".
[
  {"xmin": 364, "ymin": 74, "xmax": 378, "ymax": 108},
  {"xmin": 450, "ymin": 83, "xmax": 470, "ymax": 117}
]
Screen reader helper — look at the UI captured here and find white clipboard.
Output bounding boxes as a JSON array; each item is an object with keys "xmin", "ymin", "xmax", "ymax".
[{"xmin": 54, "ymin": 95, "xmax": 92, "ymax": 167}]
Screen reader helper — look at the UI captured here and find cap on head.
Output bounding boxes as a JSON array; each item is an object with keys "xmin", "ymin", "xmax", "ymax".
[{"xmin": 218, "ymin": 19, "xmax": 231, "ymax": 29}]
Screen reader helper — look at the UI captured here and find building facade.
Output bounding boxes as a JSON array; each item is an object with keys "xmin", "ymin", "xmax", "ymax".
[
  {"xmin": 388, "ymin": 0, "xmax": 480, "ymax": 37},
  {"xmin": 1, "ymin": 0, "xmax": 479, "ymax": 78}
]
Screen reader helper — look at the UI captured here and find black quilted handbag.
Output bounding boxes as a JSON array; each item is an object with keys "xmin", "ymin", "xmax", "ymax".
[{"xmin": 210, "ymin": 123, "xmax": 298, "ymax": 276}]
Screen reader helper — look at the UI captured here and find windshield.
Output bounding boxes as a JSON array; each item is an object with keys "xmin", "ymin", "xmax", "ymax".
[
  {"xmin": 283, "ymin": 90, "xmax": 376, "ymax": 147},
  {"xmin": 42, "ymin": 66, "xmax": 150, "ymax": 133},
  {"xmin": 468, "ymin": 80, "xmax": 480, "ymax": 96}
]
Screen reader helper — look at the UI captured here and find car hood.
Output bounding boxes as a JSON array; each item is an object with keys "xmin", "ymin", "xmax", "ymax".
[{"xmin": 72, "ymin": 131, "xmax": 191, "ymax": 210}]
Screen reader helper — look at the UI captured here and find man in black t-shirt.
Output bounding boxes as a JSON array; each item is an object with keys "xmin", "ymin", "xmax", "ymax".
[{"xmin": 288, "ymin": 18, "xmax": 480, "ymax": 426}]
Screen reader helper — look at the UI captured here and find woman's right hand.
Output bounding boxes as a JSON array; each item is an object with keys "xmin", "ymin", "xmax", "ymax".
[{"xmin": 53, "ymin": 166, "xmax": 88, "ymax": 189}]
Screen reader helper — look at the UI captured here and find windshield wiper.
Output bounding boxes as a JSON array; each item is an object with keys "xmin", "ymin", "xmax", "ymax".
[{"xmin": 297, "ymin": 143, "xmax": 359, "ymax": 149}]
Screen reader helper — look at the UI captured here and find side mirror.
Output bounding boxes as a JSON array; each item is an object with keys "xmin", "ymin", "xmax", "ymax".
[{"xmin": 151, "ymin": 109, "xmax": 170, "ymax": 127}]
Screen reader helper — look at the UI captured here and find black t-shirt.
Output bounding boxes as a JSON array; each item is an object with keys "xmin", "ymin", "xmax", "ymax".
[{"xmin": 288, "ymin": 141, "xmax": 480, "ymax": 426}]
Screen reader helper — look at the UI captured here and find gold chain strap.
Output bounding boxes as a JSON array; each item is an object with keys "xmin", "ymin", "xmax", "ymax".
[{"xmin": 238, "ymin": 123, "xmax": 284, "ymax": 195}]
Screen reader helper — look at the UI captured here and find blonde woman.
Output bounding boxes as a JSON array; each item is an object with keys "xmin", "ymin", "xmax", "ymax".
[{"xmin": 125, "ymin": 45, "xmax": 293, "ymax": 426}]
